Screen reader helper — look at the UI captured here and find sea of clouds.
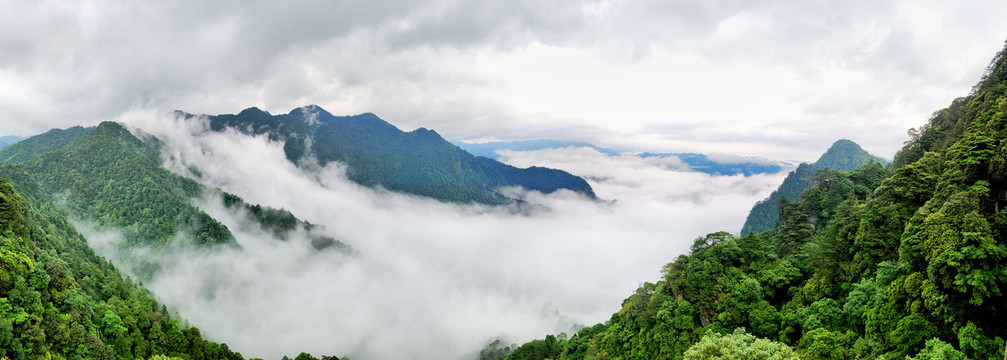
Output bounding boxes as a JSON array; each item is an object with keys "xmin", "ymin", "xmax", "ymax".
[{"xmin": 78, "ymin": 111, "xmax": 787, "ymax": 360}]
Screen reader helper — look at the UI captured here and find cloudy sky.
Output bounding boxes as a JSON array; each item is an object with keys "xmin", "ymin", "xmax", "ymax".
[{"xmin": 3, "ymin": 1, "xmax": 1007, "ymax": 160}]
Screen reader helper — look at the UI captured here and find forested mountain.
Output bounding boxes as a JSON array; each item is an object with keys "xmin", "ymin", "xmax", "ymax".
[
  {"xmin": 0, "ymin": 122, "xmax": 341, "ymax": 252},
  {"xmin": 741, "ymin": 139, "xmax": 884, "ymax": 236},
  {"xmin": 0, "ymin": 122, "xmax": 234, "ymax": 247},
  {"xmin": 494, "ymin": 42, "xmax": 1007, "ymax": 360},
  {"xmin": 0, "ymin": 166, "xmax": 244, "ymax": 359},
  {"xmin": 197, "ymin": 105, "xmax": 596, "ymax": 204},
  {"xmin": 0, "ymin": 128, "xmax": 88, "ymax": 164},
  {"xmin": 453, "ymin": 139, "xmax": 786, "ymax": 176}
]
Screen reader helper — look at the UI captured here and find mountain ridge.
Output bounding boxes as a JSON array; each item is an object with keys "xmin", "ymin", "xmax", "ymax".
[
  {"xmin": 0, "ymin": 121, "xmax": 344, "ymax": 254},
  {"xmin": 195, "ymin": 105, "xmax": 597, "ymax": 204},
  {"xmin": 453, "ymin": 139, "xmax": 788, "ymax": 176}
]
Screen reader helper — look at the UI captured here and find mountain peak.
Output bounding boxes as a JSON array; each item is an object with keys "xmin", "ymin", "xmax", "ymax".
[
  {"xmin": 814, "ymin": 139, "xmax": 884, "ymax": 171},
  {"xmin": 238, "ymin": 106, "xmax": 270, "ymax": 117},
  {"xmin": 741, "ymin": 138, "xmax": 884, "ymax": 235},
  {"xmin": 288, "ymin": 104, "xmax": 334, "ymax": 126}
]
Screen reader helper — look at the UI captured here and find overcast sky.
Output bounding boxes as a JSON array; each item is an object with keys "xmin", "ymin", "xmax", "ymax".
[{"xmin": 3, "ymin": 1, "xmax": 1007, "ymax": 160}]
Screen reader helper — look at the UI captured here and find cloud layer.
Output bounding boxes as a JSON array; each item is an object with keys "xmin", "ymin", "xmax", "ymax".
[
  {"xmin": 88, "ymin": 111, "xmax": 786, "ymax": 359},
  {"xmin": 3, "ymin": 1, "xmax": 1007, "ymax": 160}
]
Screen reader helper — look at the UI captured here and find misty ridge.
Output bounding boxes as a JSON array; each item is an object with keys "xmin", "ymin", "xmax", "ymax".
[{"xmin": 47, "ymin": 108, "xmax": 780, "ymax": 360}]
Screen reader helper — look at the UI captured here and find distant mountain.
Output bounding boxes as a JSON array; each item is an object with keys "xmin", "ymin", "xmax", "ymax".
[
  {"xmin": 453, "ymin": 139, "xmax": 786, "ymax": 176},
  {"xmin": 453, "ymin": 139, "xmax": 623, "ymax": 158},
  {"xmin": 0, "ymin": 135, "xmax": 22, "ymax": 150},
  {"xmin": 641, "ymin": 152, "xmax": 785, "ymax": 176},
  {"xmin": 197, "ymin": 105, "xmax": 596, "ymax": 203},
  {"xmin": 740, "ymin": 139, "xmax": 885, "ymax": 235}
]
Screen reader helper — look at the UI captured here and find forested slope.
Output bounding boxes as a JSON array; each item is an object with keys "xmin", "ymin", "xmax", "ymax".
[
  {"xmin": 741, "ymin": 139, "xmax": 884, "ymax": 236},
  {"xmin": 198, "ymin": 105, "xmax": 596, "ymax": 204},
  {"xmin": 497, "ymin": 41, "xmax": 1007, "ymax": 360},
  {"xmin": 0, "ymin": 122, "xmax": 341, "ymax": 253},
  {"xmin": 0, "ymin": 122, "xmax": 234, "ymax": 246},
  {"xmin": 0, "ymin": 166, "xmax": 244, "ymax": 359}
]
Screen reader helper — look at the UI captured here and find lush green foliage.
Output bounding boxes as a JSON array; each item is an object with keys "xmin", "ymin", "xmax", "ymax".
[
  {"xmin": 0, "ymin": 127, "xmax": 88, "ymax": 164},
  {"xmin": 814, "ymin": 139, "xmax": 887, "ymax": 171},
  {"xmin": 682, "ymin": 329, "xmax": 797, "ymax": 359},
  {"xmin": 0, "ymin": 169, "xmax": 243, "ymax": 360},
  {"xmin": 0, "ymin": 122, "xmax": 339, "ymax": 253},
  {"xmin": 0, "ymin": 122, "xmax": 234, "ymax": 246},
  {"xmin": 200, "ymin": 105, "xmax": 596, "ymax": 204},
  {"xmin": 741, "ymin": 139, "xmax": 885, "ymax": 236},
  {"xmin": 500, "ymin": 40, "xmax": 1007, "ymax": 360}
]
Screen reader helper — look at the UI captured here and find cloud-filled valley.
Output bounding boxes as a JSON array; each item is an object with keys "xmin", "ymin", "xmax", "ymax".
[{"xmin": 65, "ymin": 111, "xmax": 789, "ymax": 359}]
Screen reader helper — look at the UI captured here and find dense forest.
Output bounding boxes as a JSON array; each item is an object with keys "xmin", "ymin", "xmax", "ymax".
[
  {"xmin": 741, "ymin": 139, "xmax": 886, "ymax": 236},
  {"xmin": 494, "ymin": 41, "xmax": 1007, "ymax": 359},
  {"xmin": 0, "ymin": 166, "xmax": 345, "ymax": 359},
  {"xmin": 0, "ymin": 165, "xmax": 244, "ymax": 359},
  {"xmin": 0, "ymin": 122, "xmax": 233, "ymax": 247},
  {"xmin": 198, "ymin": 105, "xmax": 596, "ymax": 204},
  {"xmin": 0, "ymin": 121, "xmax": 343, "ymax": 253}
]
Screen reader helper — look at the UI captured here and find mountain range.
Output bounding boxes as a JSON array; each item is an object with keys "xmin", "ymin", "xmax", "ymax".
[
  {"xmin": 0, "ymin": 105, "xmax": 599, "ymax": 359},
  {"xmin": 453, "ymin": 139, "xmax": 789, "ymax": 176},
  {"xmin": 198, "ymin": 106, "xmax": 596, "ymax": 204}
]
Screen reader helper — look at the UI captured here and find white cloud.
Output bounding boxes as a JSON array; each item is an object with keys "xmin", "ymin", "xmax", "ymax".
[{"xmin": 103, "ymin": 111, "xmax": 785, "ymax": 359}]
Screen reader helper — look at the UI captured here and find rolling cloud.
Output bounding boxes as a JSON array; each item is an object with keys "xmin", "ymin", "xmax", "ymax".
[{"xmin": 71, "ymin": 110, "xmax": 788, "ymax": 359}]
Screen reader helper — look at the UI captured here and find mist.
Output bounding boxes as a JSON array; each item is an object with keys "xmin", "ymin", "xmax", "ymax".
[{"xmin": 81, "ymin": 110, "xmax": 788, "ymax": 359}]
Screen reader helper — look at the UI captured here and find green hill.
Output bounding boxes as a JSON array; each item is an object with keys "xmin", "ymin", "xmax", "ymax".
[
  {"xmin": 740, "ymin": 139, "xmax": 885, "ymax": 236},
  {"xmin": 197, "ymin": 105, "xmax": 597, "ymax": 204},
  {"xmin": 0, "ymin": 166, "xmax": 244, "ymax": 359},
  {"xmin": 0, "ymin": 122, "xmax": 234, "ymax": 246},
  {"xmin": 496, "ymin": 40, "xmax": 1007, "ymax": 360},
  {"xmin": 0, "ymin": 127, "xmax": 89, "ymax": 164},
  {"xmin": 0, "ymin": 122, "xmax": 341, "ymax": 252}
]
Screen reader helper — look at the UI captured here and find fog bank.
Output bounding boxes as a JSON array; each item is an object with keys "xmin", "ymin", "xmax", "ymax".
[{"xmin": 88, "ymin": 111, "xmax": 787, "ymax": 359}]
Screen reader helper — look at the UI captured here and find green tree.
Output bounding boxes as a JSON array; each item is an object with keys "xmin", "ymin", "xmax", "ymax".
[
  {"xmin": 684, "ymin": 329, "xmax": 798, "ymax": 360},
  {"xmin": 909, "ymin": 339, "xmax": 968, "ymax": 360}
]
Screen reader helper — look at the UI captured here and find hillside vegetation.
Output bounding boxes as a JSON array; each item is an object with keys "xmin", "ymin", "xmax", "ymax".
[
  {"xmin": 496, "ymin": 41, "xmax": 1007, "ymax": 360},
  {"xmin": 741, "ymin": 139, "xmax": 885, "ymax": 236},
  {"xmin": 0, "ymin": 122, "xmax": 234, "ymax": 247},
  {"xmin": 0, "ymin": 166, "xmax": 244, "ymax": 359}
]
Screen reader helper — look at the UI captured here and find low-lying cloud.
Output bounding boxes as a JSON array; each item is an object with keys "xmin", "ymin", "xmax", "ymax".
[{"xmin": 90, "ymin": 110, "xmax": 787, "ymax": 359}]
